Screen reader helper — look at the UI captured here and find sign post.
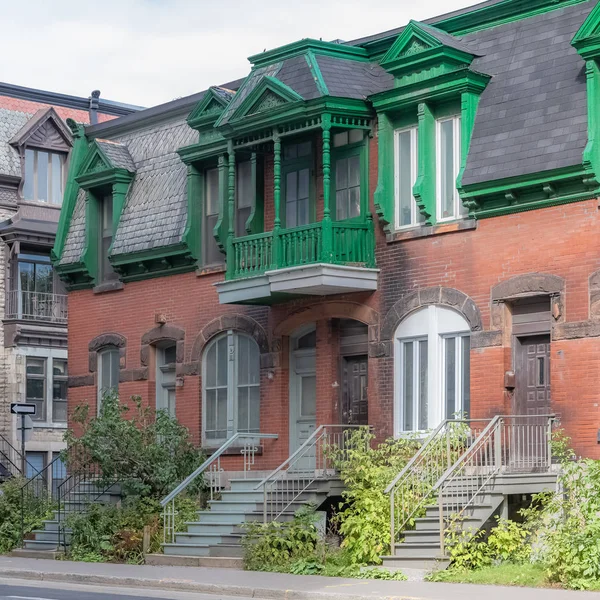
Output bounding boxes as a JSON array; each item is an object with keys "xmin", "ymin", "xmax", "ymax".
[{"xmin": 11, "ymin": 404, "xmax": 36, "ymax": 476}]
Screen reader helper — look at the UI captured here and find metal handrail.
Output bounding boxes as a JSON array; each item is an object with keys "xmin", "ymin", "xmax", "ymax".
[
  {"xmin": 160, "ymin": 432, "xmax": 278, "ymax": 507},
  {"xmin": 160, "ymin": 432, "xmax": 278, "ymax": 545},
  {"xmin": 255, "ymin": 424, "xmax": 366, "ymax": 523},
  {"xmin": 433, "ymin": 414, "xmax": 557, "ymax": 554},
  {"xmin": 386, "ymin": 418, "xmax": 492, "ymax": 552}
]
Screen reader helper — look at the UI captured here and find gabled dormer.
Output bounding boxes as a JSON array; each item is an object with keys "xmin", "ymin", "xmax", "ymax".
[{"xmin": 187, "ymin": 86, "xmax": 235, "ymax": 131}]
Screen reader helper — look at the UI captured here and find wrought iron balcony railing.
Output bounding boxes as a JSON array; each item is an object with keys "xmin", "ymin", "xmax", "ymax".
[
  {"xmin": 228, "ymin": 218, "xmax": 375, "ymax": 280},
  {"xmin": 5, "ymin": 290, "xmax": 68, "ymax": 324}
]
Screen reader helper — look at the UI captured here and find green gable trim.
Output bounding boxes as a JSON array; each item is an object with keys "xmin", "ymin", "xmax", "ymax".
[
  {"xmin": 249, "ymin": 38, "xmax": 369, "ymax": 68},
  {"xmin": 52, "ymin": 119, "xmax": 87, "ymax": 265},
  {"xmin": 305, "ymin": 51, "xmax": 329, "ymax": 96},
  {"xmin": 380, "ymin": 21, "xmax": 476, "ymax": 78},
  {"xmin": 462, "ymin": 164, "xmax": 600, "ymax": 219},
  {"xmin": 188, "ymin": 87, "xmax": 232, "ymax": 131}
]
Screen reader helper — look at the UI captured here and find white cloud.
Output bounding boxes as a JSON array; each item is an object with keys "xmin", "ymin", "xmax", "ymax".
[{"xmin": 1, "ymin": 0, "xmax": 476, "ymax": 107}]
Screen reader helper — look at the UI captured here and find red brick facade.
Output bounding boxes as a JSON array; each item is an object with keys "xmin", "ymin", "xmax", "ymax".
[{"xmin": 67, "ymin": 131, "xmax": 600, "ymax": 465}]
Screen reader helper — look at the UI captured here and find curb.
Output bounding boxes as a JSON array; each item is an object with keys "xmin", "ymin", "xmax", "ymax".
[{"xmin": 0, "ymin": 568, "xmax": 407, "ymax": 600}]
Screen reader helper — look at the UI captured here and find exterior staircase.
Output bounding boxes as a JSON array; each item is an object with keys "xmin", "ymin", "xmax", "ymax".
[{"xmin": 382, "ymin": 415, "xmax": 558, "ymax": 571}]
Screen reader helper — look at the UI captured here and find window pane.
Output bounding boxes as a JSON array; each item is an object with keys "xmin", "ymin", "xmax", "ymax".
[
  {"xmin": 163, "ymin": 345, "xmax": 176, "ymax": 365},
  {"xmin": 403, "ymin": 342, "xmax": 414, "ymax": 431},
  {"xmin": 26, "ymin": 453, "xmax": 45, "ymax": 479},
  {"xmin": 23, "ymin": 149, "xmax": 34, "ymax": 200},
  {"xmin": 445, "ymin": 337, "xmax": 457, "ymax": 418},
  {"xmin": 284, "ymin": 144, "xmax": 297, "ymax": 160},
  {"xmin": 236, "ymin": 161, "xmax": 252, "ymax": 208},
  {"xmin": 205, "ymin": 389, "xmax": 216, "ymax": 437},
  {"xmin": 236, "ymin": 206, "xmax": 251, "ymax": 237},
  {"xmin": 205, "ymin": 168, "xmax": 219, "ymax": 216},
  {"xmin": 418, "ymin": 340, "xmax": 428, "ymax": 430},
  {"xmin": 237, "ymin": 386, "xmax": 249, "ymax": 431},
  {"xmin": 286, "ymin": 171, "xmax": 298, "ymax": 203},
  {"xmin": 109, "ymin": 350, "xmax": 120, "ymax": 388},
  {"xmin": 439, "ymin": 120, "xmax": 455, "ymax": 219},
  {"xmin": 249, "ymin": 386, "xmax": 260, "ymax": 432},
  {"xmin": 336, "ymin": 157, "xmax": 348, "ymax": 191},
  {"xmin": 398, "ymin": 131, "xmax": 414, "ymax": 227},
  {"xmin": 297, "ymin": 141, "xmax": 311, "ymax": 157},
  {"xmin": 348, "ymin": 155, "xmax": 360, "ymax": 188},
  {"xmin": 298, "ymin": 169, "xmax": 309, "ymax": 201},
  {"xmin": 204, "ymin": 214, "xmax": 222, "ymax": 265},
  {"xmin": 205, "ymin": 344, "xmax": 216, "ymax": 387},
  {"xmin": 349, "ymin": 187, "xmax": 360, "ymax": 219},
  {"xmin": 301, "ymin": 375, "xmax": 316, "ymax": 417},
  {"xmin": 167, "ymin": 389, "xmax": 176, "ymax": 418},
  {"xmin": 461, "ymin": 337, "xmax": 471, "ymax": 417},
  {"xmin": 37, "ymin": 151, "xmax": 48, "ymax": 202},
  {"xmin": 53, "ymin": 401, "xmax": 67, "ymax": 423},
  {"xmin": 216, "ymin": 337, "xmax": 228, "ymax": 387},
  {"xmin": 237, "ymin": 336, "xmax": 249, "ymax": 386},
  {"xmin": 217, "ymin": 387, "xmax": 228, "ymax": 436},
  {"xmin": 36, "ymin": 263, "xmax": 53, "ymax": 294},
  {"xmin": 51, "ymin": 153, "xmax": 63, "ymax": 205},
  {"xmin": 26, "ymin": 358, "xmax": 45, "ymax": 375},
  {"xmin": 349, "ymin": 129, "xmax": 364, "ymax": 144},
  {"xmin": 333, "ymin": 132, "xmax": 348, "ymax": 147},
  {"xmin": 26, "ymin": 378, "xmax": 44, "ymax": 399}
]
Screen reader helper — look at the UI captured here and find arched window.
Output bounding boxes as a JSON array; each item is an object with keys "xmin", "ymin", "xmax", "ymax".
[
  {"xmin": 203, "ymin": 331, "xmax": 260, "ymax": 443},
  {"xmin": 394, "ymin": 305, "xmax": 470, "ymax": 435},
  {"xmin": 97, "ymin": 346, "xmax": 120, "ymax": 410},
  {"xmin": 156, "ymin": 343, "xmax": 176, "ymax": 417}
]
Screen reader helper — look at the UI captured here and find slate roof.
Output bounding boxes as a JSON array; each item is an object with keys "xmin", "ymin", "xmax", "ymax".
[
  {"xmin": 0, "ymin": 108, "xmax": 30, "ymax": 178},
  {"xmin": 417, "ymin": 22, "xmax": 480, "ymax": 56},
  {"xmin": 96, "ymin": 139, "xmax": 136, "ymax": 172},
  {"xmin": 461, "ymin": 1, "xmax": 593, "ymax": 185},
  {"xmin": 316, "ymin": 55, "xmax": 393, "ymax": 98},
  {"xmin": 60, "ymin": 188, "xmax": 87, "ymax": 265}
]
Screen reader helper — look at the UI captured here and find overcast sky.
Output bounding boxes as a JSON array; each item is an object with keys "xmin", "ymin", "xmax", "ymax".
[{"xmin": 2, "ymin": 0, "xmax": 478, "ymax": 108}]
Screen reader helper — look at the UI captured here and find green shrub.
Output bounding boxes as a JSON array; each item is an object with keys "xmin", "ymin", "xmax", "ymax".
[
  {"xmin": 328, "ymin": 428, "xmax": 420, "ymax": 565},
  {"xmin": 0, "ymin": 476, "xmax": 53, "ymax": 553},
  {"xmin": 487, "ymin": 518, "xmax": 531, "ymax": 564},
  {"xmin": 64, "ymin": 392, "xmax": 205, "ymax": 498}
]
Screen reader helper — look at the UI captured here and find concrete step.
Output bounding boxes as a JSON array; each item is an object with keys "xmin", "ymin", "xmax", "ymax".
[
  {"xmin": 403, "ymin": 529, "xmax": 442, "ymax": 544},
  {"xmin": 414, "ymin": 516, "xmax": 480, "ymax": 531},
  {"xmin": 163, "ymin": 543, "xmax": 210, "ymax": 557},
  {"xmin": 381, "ymin": 554, "xmax": 450, "ymax": 571},
  {"xmin": 29, "ymin": 530, "xmax": 71, "ymax": 543},
  {"xmin": 206, "ymin": 499, "xmax": 312, "ymax": 513},
  {"xmin": 210, "ymin": 544, "xmax": 244, "ymax": 558},
  {"xmin": 23, "ymin": 539, "xmax": 59, "ymax": 551},
  {"xmin": 11, "ymin": 548, "xmax": 63, "ymax": 560},
  {"xmin": 197, "ymin": 510, "xmax": 296, "ymax": 524},
  {"xmin": 145, "ymin": 554, "xmax": 243, "ymax": 569},
  {"xmin": 184, "ymin": 522, "xmax": 243, "ymax": 535},
  {"xmin": 424, "ymin": 502, "xmax": 500, "ymax": 520},
  {"xmin": 174, "ymin": 532, "xmax": 243, "ymax": 546},
  {"xmin": 393, "ymin": 543, "xmax": 442, "ymax": 559}
]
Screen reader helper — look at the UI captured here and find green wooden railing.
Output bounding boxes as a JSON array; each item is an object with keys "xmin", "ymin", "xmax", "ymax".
[{"xmin": 228, "ymin": 218, "xmax": 375, "ymax": 280}]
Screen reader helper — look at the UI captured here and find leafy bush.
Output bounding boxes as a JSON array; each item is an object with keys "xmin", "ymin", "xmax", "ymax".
[
  {"xmin": 64, "ymin": 392, "xmax": 205, "ymax": 498},
  {"xmin": 487, "ymin": 518, "xmax": 531, "ymax": 564},
  {"xmin": 0, "ymin": 476, "xmax": 53, "ymax": 553},
  {"xmin": 328, "ymin": 428, "xmax": 420, "ymax": 565}
]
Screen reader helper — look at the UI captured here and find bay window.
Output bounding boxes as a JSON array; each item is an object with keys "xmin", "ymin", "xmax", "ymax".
[
  {"xmin": 203, "ymin": 331, "xmax": 260, "ymax": 444},
  {"xmin": 395, "ymin": 305, "xmax": 470, "ymax": 434}
]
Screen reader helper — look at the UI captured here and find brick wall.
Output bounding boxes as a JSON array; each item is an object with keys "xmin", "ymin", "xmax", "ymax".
[{"xmin": 67, "ymin": 130, "xmax": 600, "ymax": 464}]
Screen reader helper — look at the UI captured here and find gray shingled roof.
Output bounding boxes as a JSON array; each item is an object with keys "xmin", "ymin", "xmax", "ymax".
[
  {"xmin": 417, "ymin": 22, "xmax": 480, "ymax": 56},
  {"xmin": 278, "ymin": 56, "xmax": 320, "ymax": 100},
  {"xmin": 0, "ymin": 108, "xmax": 30, "ymax": 178},
  {"xmin": 59, "ymin": 188, "xmax": 87, "ymax": 265},
  {"xmin": 316, "ymin": 55, "xmax": 393, "ymax": 99},
  {"xmin": 96, "ymin": 139, "xmax": 136, "ymax": 172},
  {"xmin": 462, "ymin": 1, "xmax": 593, "ymax": 186},
  {"xmin": 109, "ymin": 118, "xmax": 197, "ymax": 256}
]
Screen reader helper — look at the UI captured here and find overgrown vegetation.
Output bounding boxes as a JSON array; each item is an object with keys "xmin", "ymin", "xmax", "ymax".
[
  {"xmin": 0, "ymin": 476, "xmax": 53, "ymax": 554},
  {"xmin": 242, "ymin": 504, "xmax": 406, "ymax": 580}
]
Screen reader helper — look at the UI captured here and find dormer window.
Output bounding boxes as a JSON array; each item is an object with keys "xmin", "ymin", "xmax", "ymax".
[
  {"xmin": 23, "ymin": 148, "xmax": 66, "ymax": 204},
  {"xmin": 436, "ymin": 116, "xmax": 463, "ymax": 222}
]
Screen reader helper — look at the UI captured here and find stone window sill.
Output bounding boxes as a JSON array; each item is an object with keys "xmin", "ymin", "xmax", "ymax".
[
  {"xmin": 32, "ymin": 422, "xmax": 67, "ymax": 429},
  {"xmin": 387, "ymin": 219, "xmax": 477, "ymax": 243},
  {"xmin": 204, "ymin": 445, "xmax": 264, "ymax": 457},
  {"xmin": 93, "ymin": 280, "xmax": 125, "ymax": 295}
]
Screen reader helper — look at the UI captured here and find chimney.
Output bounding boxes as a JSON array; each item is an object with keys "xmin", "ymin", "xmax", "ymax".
[{"xmin": 89, "ymin": 90, "xmax": 101, "ymax": 125}]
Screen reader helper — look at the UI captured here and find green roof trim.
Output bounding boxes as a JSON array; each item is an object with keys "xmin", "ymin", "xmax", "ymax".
[
  {"xmin": 188, "ymin": 87, "xmax": 233, "ymax": 131},
  {"xmin": 249, "ymin": 38, "xmax": 369, "ymax": 68},
  {"xmin": 572, "ymin": 1, "xmax": 600, "ymax": 59}
]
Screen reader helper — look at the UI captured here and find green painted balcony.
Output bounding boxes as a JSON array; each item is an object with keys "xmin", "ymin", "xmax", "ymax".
[{"xmin": 216, "ymin": 218, "xmax": 378, "ymax": 304}]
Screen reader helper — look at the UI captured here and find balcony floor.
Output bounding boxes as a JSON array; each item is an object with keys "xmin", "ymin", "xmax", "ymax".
[{"xmin": 215, "ymin": 263, "xmax": 378, "ymax": 305}]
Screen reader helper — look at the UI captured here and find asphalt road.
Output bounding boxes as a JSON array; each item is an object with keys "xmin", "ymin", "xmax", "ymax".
[{"xmin": 0, "ymin": 579, "xmax": 254, "ymax": 600}]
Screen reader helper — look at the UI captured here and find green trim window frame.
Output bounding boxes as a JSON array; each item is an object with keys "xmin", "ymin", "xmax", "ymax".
[
  {"xmin": 394, "ymin": 126, "xmax": 423, "ymax": 229},
  {"xmin": 203, "ymin": 167, "xmax": 223, "ymax": 266},
  {"xmin": 331, "ymin": 131, "xmax": 366, "ymax": 222},
  {"xmin": 436, "ymin": 116, "xmax": 464, "ymax": 222},
  {"xmin": 282, "ymin": 141, "xmax": 313, "ymax": 229},
  {"xmin": 156, "ymin": 344, "xmax": 176, "ymax": 417},
  {"xmin": 202, "ymin": 330, "xmax": 260, "ymax": 445},
  {"xmin": 23, "ymin": 148, "xmax": 66, "ymax": 204},
  {"xmin": 99, "ymin": 193, "xmax": 118, "ymax": 283}
]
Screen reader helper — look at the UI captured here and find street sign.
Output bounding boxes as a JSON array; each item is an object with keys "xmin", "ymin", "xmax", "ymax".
[{"xmin": 10, "ymin": 403, "xmax": 36, "ymax": 415}]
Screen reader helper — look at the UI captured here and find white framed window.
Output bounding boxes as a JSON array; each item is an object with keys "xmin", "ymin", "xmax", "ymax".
[
  {"xmin": 394, "ymin": 305, "xmax": 470, "ymax": 434},
  {"xmin": 23, "ymin": 148, "xmax": 66, "ymax": 204},
  {"xmin": 202, "ymin": 331, "xmax": 260, "ymax": 444},
  {"xmin": 21, "ymin": 349, "xmax": 68, "ymax": 425},
  {"xmin": 204, "ymin": 167, "xmax": 222, "ymax": 265},
  {"xmin": 436, "ymin": 116, "xmax": 464, "ymax": 222},
  {"xmin": 236, "ymin": 161, "xmax": 253, "ymax": 237},
  {"xmin": 394, "ymin": 127, "xmax": 422, "ymax": 229},
  {"xmin": 156, "ymin": 344, "xmax": 176, "ymax": 417},
  {"xmin": 98, "ymin": 346, "xmax": 120, "ymax": 411}
]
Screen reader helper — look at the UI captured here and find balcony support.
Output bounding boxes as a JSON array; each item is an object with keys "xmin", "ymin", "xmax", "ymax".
[
  {"xmin": 321, "ymin": 114, "xmax": 333, "ymax": 263},
  {"xmin": 272, "ymin": 134, "xmax": 282, "ymax": 268},
  {"xmin": 226, "ymin": 141, "xmax": 236, "ymax": 279}
]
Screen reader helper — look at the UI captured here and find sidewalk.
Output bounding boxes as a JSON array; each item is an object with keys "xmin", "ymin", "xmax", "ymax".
[{"xmin": 0, "ymin": 556, "xmax": 598, "ymax": 600}]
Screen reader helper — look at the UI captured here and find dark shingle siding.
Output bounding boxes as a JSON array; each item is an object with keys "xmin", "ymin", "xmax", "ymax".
[
  {"xmin": 316, "ymin": 55, "xmax": 393, "ymax": 99},
  {"xmin": 462, "ymin": 2, "xmax": 594, "ymax": 185},
  {"xmin": 277, "ymin": 56, "xmax": 320, "ymax": 100},
  {"xmin": 109, "ymin": 117, "xmax": 197, "ymax": 256},
  {"xmin": 96, "ymin": 140, "xmax": 136, "ymax": 172},
  {"xmin": 59, "ymin": 188, "xmax": 87, "ymax": 265},
  {"xmin": 0, "ymin": 108, "xmax": 30, "ymax": 178}
]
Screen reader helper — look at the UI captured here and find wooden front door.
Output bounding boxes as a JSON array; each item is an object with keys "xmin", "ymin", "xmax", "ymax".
[
  {"xmin": 515, "ymin": 335, "xmax": 551, "ymax": 416},
  {"xmin": 341, "ymin": 355, "xmax": 368, "ymax": 425}
]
